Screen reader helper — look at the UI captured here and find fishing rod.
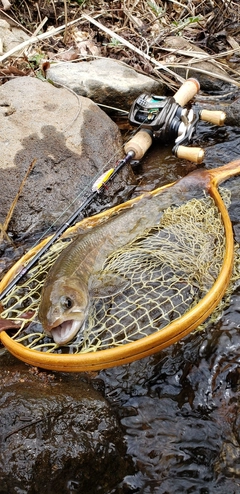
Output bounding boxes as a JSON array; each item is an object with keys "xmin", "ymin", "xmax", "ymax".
[
  {"xmin": 0, "ymin": 78, "xmax": 225, "ymax": 301},
  {"xmin": 0, "ymin": 151, "xmax": 135, "ymax": 302}
]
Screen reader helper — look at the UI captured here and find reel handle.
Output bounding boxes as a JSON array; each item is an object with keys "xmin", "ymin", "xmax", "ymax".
[
  {"xmin": 174, "ymin": 78, "xmax": 200, "ymax": 107},
  {"xmin": 124, "ymin": 129, "xmax": 153, "ymax": 160},
  {"xmin": 175, "ymin": 145, "xmax": 205, "ymax": 164},
  {"xmin": 200, "ymin": 109, "xmax": 226, "ymax": 126}
]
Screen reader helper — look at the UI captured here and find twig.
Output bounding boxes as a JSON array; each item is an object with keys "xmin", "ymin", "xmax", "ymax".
[
  {"xmin": 167, "ymin": 63, "xmax": 240, "ymax": 88},
  {"xmin": 82, "ymin": 13, "xmax": 185, "ymax": 84},
  {"xmin": 0, "ymin": 223, "xmax": 14, "ymax": 244},
  {"xmin": 160, "ymin": 46, "xmax": 240, "ymax": 63},
  {"xmin": 35, "ymin": 1, "xmax": 42, "ymax": 25},
  {"xmin": 160, "ymin": 46, "xmax": 238, "ymax": 74},
  {"xmin": 4, "ymin": 416, "xmax": 44, "ymax": 441},
  {"xmin": 63, "ymin": 0, "xmax": 68, "ymax": 44},
  {"xmin": 32, "ymin": 16, "xmax": 48, "ymax": 37},
  {"xmin": 0, "ymin": 16, "xmax": 83, "ymax": 63},
  {"xmin": 0, "ymin": 10, "xmax": 32, "ymax": 34},
  {"xmin": 51, "ymin": 0, "xmax": 58, "ymax": 25},
  {"xmin": 2, "ymin": 159, "xmax": 37, "ymax": 234}
]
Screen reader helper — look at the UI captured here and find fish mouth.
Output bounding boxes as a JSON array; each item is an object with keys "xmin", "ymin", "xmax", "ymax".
[{"xmin": 48, "ymin": 319, "xmax": 83, "ymax": 345}]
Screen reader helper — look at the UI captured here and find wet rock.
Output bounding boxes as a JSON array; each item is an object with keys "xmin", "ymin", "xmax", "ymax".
[
  {"xmin": 163, "ymin": 36, "xmax": 233, "ymax": 93},
  {"xmin": 0, "ymin": 355, "xmax": 134, "ymax": 494},
  {"xmin": 0, "ymin": 76, "xmax": 136, "ymax": 237},
  {"xmin": 194, "ymin": 91, "xmax": 240, "ymax": 127},
  {"xmin": 220, "ymin": 95, "xmax": 240, "ymax": 126},
  {"xmin": 46, "ymin": 58, "xmax": 165, "ymax": 111}
]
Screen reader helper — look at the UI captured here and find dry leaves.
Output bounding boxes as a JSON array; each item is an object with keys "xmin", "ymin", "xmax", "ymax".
[{"xmin": 0, "ymin": 1, "xmax": 239, "ymax": 86}]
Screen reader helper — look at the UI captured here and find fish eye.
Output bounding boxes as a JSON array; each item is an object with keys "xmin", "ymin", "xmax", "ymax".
[{"xmin": 60, "ymin": 296, "xmax": 73, "ymax": 310}]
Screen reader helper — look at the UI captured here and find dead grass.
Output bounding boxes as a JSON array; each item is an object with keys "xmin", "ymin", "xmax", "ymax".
[{"xmin": 0, "ymin": 0, "xmax": 240, "ymax": 88}]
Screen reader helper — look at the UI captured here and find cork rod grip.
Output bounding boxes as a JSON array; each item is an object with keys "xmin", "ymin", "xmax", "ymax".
[
  {"xmin": 174, "ymin": 78, "xmax": 200, "ymax": 107},
  {"xmin": 175, "ymin": 145, "xmax": 205, "ymax": 164},
  {"xmin": 124, "ymin": 130, "xmax": 153, "ymax": 160}
]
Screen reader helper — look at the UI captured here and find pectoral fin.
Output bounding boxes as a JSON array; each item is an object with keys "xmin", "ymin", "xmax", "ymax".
[{"xmin": 89, "ymin": 272, "xmax": 130, "ymax": 298}]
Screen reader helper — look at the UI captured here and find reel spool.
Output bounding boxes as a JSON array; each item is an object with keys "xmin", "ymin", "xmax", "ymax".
[{"xmin": 125, "ymin": 78, "xmax": 226, "ymax": 164}]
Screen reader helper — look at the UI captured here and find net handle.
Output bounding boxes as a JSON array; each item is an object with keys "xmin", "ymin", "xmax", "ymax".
[{"xmin": 1, "ymin": 159, "xmax": 240, "ymax": 371}]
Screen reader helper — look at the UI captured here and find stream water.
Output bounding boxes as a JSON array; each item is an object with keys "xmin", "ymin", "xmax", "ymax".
[
  {"xmin": 0, "ymin": 120, "xmax": 240, "ymax": 493},
  {"xmin": 98, "ymin": 121, "xmax": 240, "ymax": 493}
]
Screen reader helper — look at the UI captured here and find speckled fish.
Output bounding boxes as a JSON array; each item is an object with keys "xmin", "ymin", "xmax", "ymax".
[{"xmin": 38, "ymin": 173, "xmax": 203, "ymax": 345}]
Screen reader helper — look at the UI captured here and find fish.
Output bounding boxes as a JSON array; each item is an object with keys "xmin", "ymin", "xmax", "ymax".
[
  {"xmin": 38, "ymin": 173, "xmax": 204, "ymax": 345},
  {"xmin": 38, "ymin": 198, "xmax": 153, "ymax": 345}
]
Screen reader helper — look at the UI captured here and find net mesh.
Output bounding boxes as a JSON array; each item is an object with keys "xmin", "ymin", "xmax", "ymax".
[{"xmin": 0, "ymin": 187, "xmax": 238, "ymax": 354}]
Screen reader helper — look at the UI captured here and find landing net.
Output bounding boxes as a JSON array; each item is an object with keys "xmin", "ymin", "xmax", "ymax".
[{"xmin": 0, "ymin": 188, "xmax": 236, "ymax": 356}]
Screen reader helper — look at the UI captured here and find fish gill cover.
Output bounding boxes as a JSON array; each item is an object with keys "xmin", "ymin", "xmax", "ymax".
[{"xmin": 0, "ymin": 187, "xmax": 237, "ymax": 356}]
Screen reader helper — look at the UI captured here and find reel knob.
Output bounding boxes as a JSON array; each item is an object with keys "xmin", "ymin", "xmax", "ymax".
[
  {"xmin": 175, "ymin": 145, "xmax": 205, "ymax": 164},
  {"xmin": 173, "ymin": 79, "xmax": 200, "ymax": 106},
  {"xmin": 200, "ymin": 109, "xmax": 226, "ymax": 126}
]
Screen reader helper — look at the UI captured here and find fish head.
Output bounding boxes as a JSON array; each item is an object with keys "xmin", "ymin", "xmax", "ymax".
[{"xmin": 38, "ymin": 277, "xmax": 89, "ymax": 345}]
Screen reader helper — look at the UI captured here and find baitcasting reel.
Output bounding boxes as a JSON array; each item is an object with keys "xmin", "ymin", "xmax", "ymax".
[{"xmin": 124, "ymin": 78, "xmax": 226, "ymax": 164}]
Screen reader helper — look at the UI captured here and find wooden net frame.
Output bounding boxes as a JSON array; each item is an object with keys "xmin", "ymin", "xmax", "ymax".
[{"xmin": 0, "ymin": 160, "xmax": 240, "ymax": 371}]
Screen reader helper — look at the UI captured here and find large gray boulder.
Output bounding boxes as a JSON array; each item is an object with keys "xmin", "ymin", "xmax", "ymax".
[
  {"xmin": 46, "ymin": 58, "xmax": 165, "ymax": 111},
  {"xmin": 0, "ymin": 76, "xmax": 136, "ymax": 237}
]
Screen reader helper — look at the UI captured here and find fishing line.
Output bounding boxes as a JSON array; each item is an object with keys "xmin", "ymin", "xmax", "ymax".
[
  {"xmin": 0, "ymin": 78, "xmax": 225, "ymax": 301},
  {"xmin": 1, "ymin": 160, "xmax": 240, "ymax": 371},
  {"xmin": 7, "ymin": 75, "xmax": 159, "ymax": 253},
  {"xmin": 28, "ymin": 123, "xmax": 142, "ymax": 246},
  {"xmin": 12, "ymin": 76, "xmax": 205, "ymax": 256},
  {"xmin": 31, "ymin": 79, "xmax": 133, "ymax": 249},
  {"xmin": 0, "ymin": 77, "xmax": 237, "ymax": 372},
  {"xmin": 32, "ymin": 85, "xmax": 130, "ymax": 245},
  {"xmin": 0, "ymin": 119, "xmax": 145, "ymax": 301}
]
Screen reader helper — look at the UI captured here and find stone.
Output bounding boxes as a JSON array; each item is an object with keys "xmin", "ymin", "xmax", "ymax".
[
  {"xmin": 0, "ymin": 354, "xmax": 134, "ymax": 493},
  {"xmin": 163, "ymin": 36, "xmax": 233, "ymax": 93},
  {"xmin": 0, "ymin": 76, "xmax": 136, "ymax": 237},
  {"xmin": 220, "ymin": 96, "xmax": 240, "ymax": 126},
  {"xmin": 1, "ymin": 1, "xmax": 11, "ymax": 10},
  {"xmin": 46, "ymin": 58, "xmax": 165, "ymax": 111},
  {"xmin": 195, "ymin": 93, "xmax": 240, "ymax": 127},
  {"xmin": 0, "ymin": 18, "xmax": 29, "ymax": 55}
]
